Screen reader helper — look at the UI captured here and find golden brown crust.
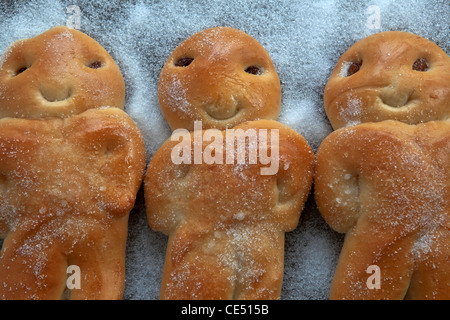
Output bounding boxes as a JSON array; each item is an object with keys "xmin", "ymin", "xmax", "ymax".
[
  {"xmin": 324, "ymin": 31, "xmax": 450, "ymax": 129},
  {"xmin": 0, "ymin": 107, "xmax": 146, "ymax": 299},
  {"xmin": 315, "ymin": 120, "xmax": 450, "ymax": 299},
  {"xmin": 0, "ymin": 26, "xmax": 125, "ymax": 119},
  {"xmin": 144, "ymin": 119, "xmax": 314, "ymax": 299},
  {"xmin": 157, "ymin": 27, "xmax": 281, "ymax": 131}
]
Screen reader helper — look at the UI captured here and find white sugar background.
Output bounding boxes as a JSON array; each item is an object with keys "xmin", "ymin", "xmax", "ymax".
[{"xmin": 0, "ymin": 0, "xmax": 448, "ymax": 300}]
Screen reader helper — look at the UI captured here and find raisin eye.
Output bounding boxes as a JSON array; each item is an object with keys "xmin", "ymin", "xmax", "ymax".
[
  {"xmin": 88, "ymin": 61, "xmax": 103, "ymax": 69},
  {"xmin": 412, "ymin": 58, "xmax": 430, "ymax": 71},
  {"xmin": 245, "ymin": 66, "xmax": 263, "ymax": 75},
  {"xmin": 346, "ymin": 61, "xmax": 362, "ymax": 76},
  {"xmin": 175, "ymin": 57, "xmax": 193, "ymax": 67},
  {"xmin": 14, "ymin": 66, "xmax": 28, "ymax": 76}
]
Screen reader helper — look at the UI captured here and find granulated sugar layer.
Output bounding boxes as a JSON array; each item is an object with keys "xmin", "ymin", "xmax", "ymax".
[{"xmin": 0, "ymin": 0, "xmax": 448, "ymax": 300}]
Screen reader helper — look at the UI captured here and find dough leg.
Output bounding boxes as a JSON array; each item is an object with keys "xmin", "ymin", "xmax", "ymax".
[
  {"xmin": 161, "ymin": 225, "xmax": 285, "ymax": 300},
  {"xmin": 0, "ymin": 230, "xmax": 67, "ymax": 300},
  {"xmin": 0, "ymin": 217, "xmax": 128, "ymax": 300},
  {"xmin": 330, "ymin": 222, "xmax": 416, "ymax": 300},
  {"xmin": 160, "ymin": 231, "xmax": 235, "ymax": 300},
  {"xmin": 233, "ymin": 229, "xmax": 284, "ymax": 300},
  {"xmin": 67, "ymin": 218, "xmax": 129, "ymax": 300},
  {"xmin": 406, "ymin": 227, "xmax": 450, "ymax": 300}
]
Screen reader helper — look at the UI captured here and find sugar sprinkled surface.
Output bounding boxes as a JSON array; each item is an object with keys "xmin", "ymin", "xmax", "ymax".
[{"xmin": 0, "ymin": 0, "xmax": 448, "ymax": 300}]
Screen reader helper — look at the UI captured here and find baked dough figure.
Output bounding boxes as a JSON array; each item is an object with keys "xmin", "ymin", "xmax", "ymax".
[
  {"xmin": 0, "ymin": 26, "xmax": 146, "ymax": 299},
  {"xmin": 145, "ymin": 27, "xmax": 314, "ymax": 299},
  {"xmin": 316, "ymin": 31, "xmax": 450, "ymax": 299}
]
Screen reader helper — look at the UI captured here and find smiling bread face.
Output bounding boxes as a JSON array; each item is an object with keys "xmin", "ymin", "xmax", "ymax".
[
  {"xmin": 324, "ymin": 31, "xmax": 450, "ymax": 129},
  {"xmin": 0, "ymin": 26, "xmax": 125, "ymax": 119},
  {"xmin": 157, "ymin": 26, "xmax": 281, "ymax": 131}
]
